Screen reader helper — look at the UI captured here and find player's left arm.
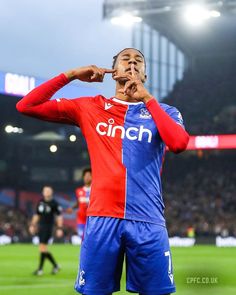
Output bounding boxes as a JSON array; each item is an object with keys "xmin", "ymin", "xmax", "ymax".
[
  {"xmin": 145, "ymin": 100, "xmax": 189, "ymax": 153},
  {"xmin": 117, "ymin": 65, "xmax": 189, "ymax": 153}
]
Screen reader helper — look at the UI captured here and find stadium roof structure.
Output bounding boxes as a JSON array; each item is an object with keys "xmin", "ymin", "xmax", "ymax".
[{"xmin": 103, "ymin": 0, "xmax": 236, "ymax": 57}]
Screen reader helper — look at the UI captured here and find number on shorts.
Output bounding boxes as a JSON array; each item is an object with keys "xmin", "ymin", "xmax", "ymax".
[{"xmin": 165, "ymin": 251, "xmax": 174, "ymax": 284}]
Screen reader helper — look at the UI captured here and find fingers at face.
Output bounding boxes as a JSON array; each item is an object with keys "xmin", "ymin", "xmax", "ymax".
[
  {"xmin": 97, "ymin": 69, "xmax": 106, "ymax": 80},
  {"xmin": 125, "ymin": 86, "xmax": 136, "ymax": 97},
  {"xmin": 91, "ymin": 68, "xmax": 116, "ymax": 82},
  {"xmin": 124, "ymin": 80, "xmax": 136, "ymax": 92},
  {"xmin": 113, "ymin": 73, "xmax": 132, "ymax": 81},
  {"xmin": 113, "ymin": 75, "xmax": 127, "ymax": 81},
  {"xmin": 131, "ymin": 84, "xmax": 138, "ymax": 96},
  {"xmin": 131, "ymin": 64, "xmax": 140, "ymax": 80},
  {"xmin": 90, "ymin": 73, "xmax": 98, "ymax": 81},
  {"xmin": 90, "ymin": 71, "xmax": 104, "ymax": 82},
  {"xmin": 131, "ymin": 64, "xmax": 136, "ymax": 77},
  {"xmin": 102, "ymin": 68, "xmax": 116, "ymax": 74},
  {"xmin": 118, "ymin": 87, "xmax": 135, "ymax": 97}
]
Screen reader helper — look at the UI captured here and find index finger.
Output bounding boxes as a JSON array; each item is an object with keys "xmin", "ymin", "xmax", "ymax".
[
  {"xmin": 102, "ymin": 68, "xmax": 116, "ymax": 74},
  {"xmin": 131, "ymin": 64, "xmax": 136, "ymax": 77}
]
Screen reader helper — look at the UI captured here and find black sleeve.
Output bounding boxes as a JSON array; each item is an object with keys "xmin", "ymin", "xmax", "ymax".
[
  {"xmin": 54, "ymin": 200, "xmax": 62, "ymax": 216},
  {"xmin": 36, "ymin": 201, "xmax": 41, "ymax": 215}
]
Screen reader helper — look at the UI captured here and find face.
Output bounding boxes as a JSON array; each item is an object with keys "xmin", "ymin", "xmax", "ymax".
[
  {"xmin": 83, "ymin": 171, "xmax": 92, "ymax": 186},
  {"xmin": 42, "ymin": 186, "xmax": 53, "ymax": 201},
  {"xmin": 113, "ymin": 48, "xmax": 146, "ymax": 83}
]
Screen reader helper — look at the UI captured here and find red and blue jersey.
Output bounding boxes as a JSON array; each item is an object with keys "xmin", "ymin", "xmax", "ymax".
[
  {"xmin": 57, "ymin": 96, "xmax": 184, "ymax": 226},
  {"xmin": 16, "ymin": 74, "xmax": 189, "ymax": 226}
]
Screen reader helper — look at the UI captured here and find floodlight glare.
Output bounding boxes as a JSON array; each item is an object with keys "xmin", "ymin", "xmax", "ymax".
[
  {"xmin": 184, "ymin": 4, "xmax": 209, "ymax": 26},
  {"xmin": 111, "ymin": 13, "xmax": 142, "ymax": 26},
  {"xmin": 210, "ymin": 10, "xmax": 221, "ymax": 18},
  {"xmin": 50, "ymin": 145, "xmax": 57, "ymax": 153},
  {"xmin": 5, "ymin": 125, "xmax": 24, "ymax": 134},
  {"xmin": 13, "ymin": 127, "xmax": 19, "ymax": 133},
  {"xmin": 69, "ymin": 134, "xmax": 77, "ymax": 142},
  {"xmin": 5, "ymin": 125, "xmax": 14, "ymax": 133},
  {"xmin": 183, "ymin": 4, "xmax": 221, "ymax": 26}
]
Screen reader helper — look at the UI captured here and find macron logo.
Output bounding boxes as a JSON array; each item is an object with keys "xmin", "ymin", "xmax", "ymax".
[{"xmin": 105, "ymin": 102, "xmax": 113, "ymax": 110}]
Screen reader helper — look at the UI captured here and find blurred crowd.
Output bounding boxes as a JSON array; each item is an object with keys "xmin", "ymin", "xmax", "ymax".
[
  {"xmin": 163, "ymin": 152, "xmax": 236, "ymax": 238},
  {"xmin": 0, "ymin": 206, "xmax": 29, "ymax": 242},
  {"xmin": 0, "ymin": 205, "xmax": 76, "ymax": 243},
  {"xmin": 162, "ymin": 54, "xmax": 236, "ymax": 238}
]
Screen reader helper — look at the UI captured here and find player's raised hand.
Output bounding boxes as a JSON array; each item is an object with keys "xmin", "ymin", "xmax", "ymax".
[
  {"xmin": 64, "ymin": 66, "xmax": 115, "ymax": 83},
  {"xmin": 117, "ymin": 65, "xmax": 153, "ymax": 103}
]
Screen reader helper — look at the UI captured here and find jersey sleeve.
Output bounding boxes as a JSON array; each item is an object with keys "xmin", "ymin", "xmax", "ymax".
[
  {"xmin": 16, "ymin": 74, "xmax": 89, "ymax": 126},
  {"xmin": 36, "ymin": 202, "xmax": 41, "ymax": 215},
  {"xmin": 146, "ymin": 99, "xmax": 189, "ymax": 153},
  {"xmin": 56, "ymin": 98, "xmax": 83, "ymax": 126},
  {"xmin": 165, "ymin": 106, "xmax": 185, "ymax": 129},
  {"xmin": 54, "ymin": 201, "xmax": 63, "ymax": 216}
]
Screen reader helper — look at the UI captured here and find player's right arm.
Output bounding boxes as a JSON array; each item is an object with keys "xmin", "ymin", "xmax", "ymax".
[
  {"xmin": 16, "ymin": 66, "xmax": 115, "ymax": 123},
  {"xmin": 64, "ymin": 66, "xmax": 115, "ymax": 83},
  {"xmin": 29, "ymin": 214, "xmax": 40, "ymax": 235}
]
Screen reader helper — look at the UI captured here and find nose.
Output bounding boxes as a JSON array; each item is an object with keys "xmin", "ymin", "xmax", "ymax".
[{"xmin": 128, "ymin": 58, "xmax": 137, "ymax": 65}]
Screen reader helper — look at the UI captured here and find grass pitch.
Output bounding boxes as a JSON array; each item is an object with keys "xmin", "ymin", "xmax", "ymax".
[{"xmin": 0, "ymin": 245, "xmax": 235, "ymax": 295}]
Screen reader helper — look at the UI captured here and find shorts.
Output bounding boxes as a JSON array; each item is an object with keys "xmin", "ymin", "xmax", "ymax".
[
  {"xmin": 75, "ymin": 217, "xmax": 176, "ymax": 295},
  {"xmin": 38, "ymin": 226, "xmax": 53, "ymax": 244},
  {"xmin": 77, "ymin": 223, "xmax": 86, "ymax": 239}
]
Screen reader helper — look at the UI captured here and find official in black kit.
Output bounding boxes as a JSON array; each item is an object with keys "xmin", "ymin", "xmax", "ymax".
[{"xmin": 29, "ymin": 186, "xmax": 63, "ymax": 276}]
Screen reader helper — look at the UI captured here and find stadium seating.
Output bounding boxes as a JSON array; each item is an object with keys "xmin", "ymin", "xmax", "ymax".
[{"xmin": 162, "ymin": 54, "xmax": 236, "ymax": 237}]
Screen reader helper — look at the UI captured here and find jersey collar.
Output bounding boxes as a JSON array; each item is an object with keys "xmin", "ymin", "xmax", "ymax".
[{"xmin": 111, "ymin": 97, "xmax": 144, "ymax": 106}]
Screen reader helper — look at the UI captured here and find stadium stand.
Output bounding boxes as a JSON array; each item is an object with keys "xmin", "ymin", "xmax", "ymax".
[
  {"xmin": 162, "ymin": 54, "xmax": 236, "ymax": 238},
  {"xmin": 164, "ymin": 55, "xmax": 236, "ymax": 135},
  {"xmin": 163, "ymin": 151, "xmax": 236, "ymax": 237}
]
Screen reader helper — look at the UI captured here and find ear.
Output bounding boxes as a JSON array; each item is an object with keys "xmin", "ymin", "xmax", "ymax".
[{"xmin": 142, "ymin": 74, "xmax": 147, "ymax": 83}]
